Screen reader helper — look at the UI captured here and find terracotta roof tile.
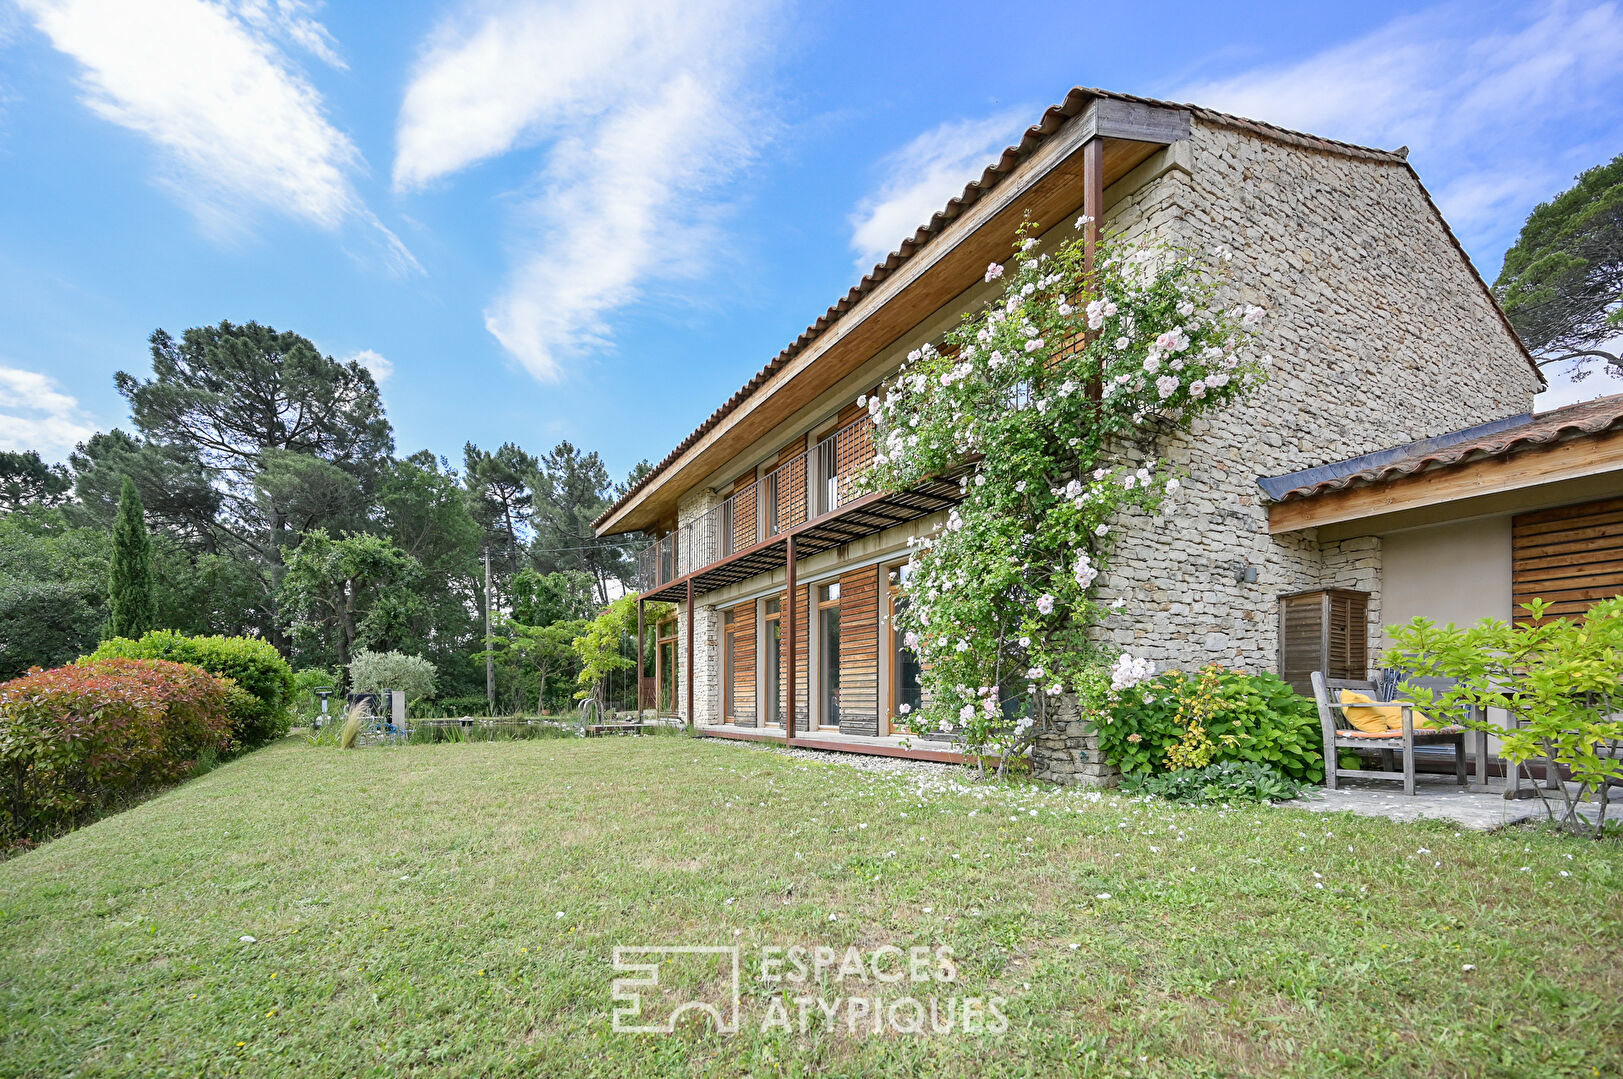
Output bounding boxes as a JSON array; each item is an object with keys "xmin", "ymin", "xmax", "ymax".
[{"xmin": 1260, "ymin": 392, "xmax": 1623, "ymax": 503}]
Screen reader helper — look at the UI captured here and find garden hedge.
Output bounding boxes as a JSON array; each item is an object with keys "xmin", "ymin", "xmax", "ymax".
[
  {"xmin": 0, "ymin": 658, "xmax": 235, "ymax": 842},
  {"xmin": 85, "ymin": 631, "xmax": 295, "ymax": 748}
]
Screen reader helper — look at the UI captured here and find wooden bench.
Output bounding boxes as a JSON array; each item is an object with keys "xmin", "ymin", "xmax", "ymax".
[{"xmin": 1310, "ymin": 672, "xmax": 1474, "ymax": 795}]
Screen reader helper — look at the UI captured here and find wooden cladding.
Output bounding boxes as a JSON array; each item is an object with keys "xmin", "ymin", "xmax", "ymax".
[
  {"xmin": 728, "ymin": 482, "xmax": 757, "ymax": 555},
  {"xmin": 837, "ymin": 567, "xmax": 881, "ymax": 735},
  {"xmin": 1279, "ymin": 588, "xmax": 1369, "ymax": 695},
  {"xmin": 1512, "ymin": 496, "xmax": 1623, "ymax": 622},
  {"xmin": 726, "ymin": 603, "xmax": 756, "ymax": 726}
]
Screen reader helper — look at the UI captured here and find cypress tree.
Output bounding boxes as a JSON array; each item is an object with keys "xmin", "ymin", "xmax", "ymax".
[{"xmin": 108, "ymin": 475, "xmax": 156, "ymax": 639}]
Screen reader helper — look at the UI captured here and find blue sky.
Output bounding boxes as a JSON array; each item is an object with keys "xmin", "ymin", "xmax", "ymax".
[{"xmin": 3, "ymin": 0, "xmax": 1622, "ymax": 482}]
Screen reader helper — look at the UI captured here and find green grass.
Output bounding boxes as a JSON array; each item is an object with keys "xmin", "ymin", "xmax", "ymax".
[{"xmin": 0, "ymin": 736, "xmax": 1619, "ymax": 1078}]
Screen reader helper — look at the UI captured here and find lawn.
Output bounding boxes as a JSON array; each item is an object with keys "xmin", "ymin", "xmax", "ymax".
[{"xmin": 1, "ymin": 734, "xmax": 1619, "ymax": 1078}]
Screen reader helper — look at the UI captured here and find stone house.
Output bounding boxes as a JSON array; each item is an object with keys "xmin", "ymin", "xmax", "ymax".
[{"xmin": 593, "ymin": 87, "xmax": 1623, "ymax": 774}]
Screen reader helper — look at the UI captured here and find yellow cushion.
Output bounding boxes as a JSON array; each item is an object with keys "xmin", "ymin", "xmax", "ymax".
[{"xmin": 1339, "ymin": 689, "xmax": 1433, "ymax": 733}]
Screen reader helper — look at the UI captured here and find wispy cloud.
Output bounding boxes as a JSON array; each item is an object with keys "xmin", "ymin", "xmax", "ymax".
[
  {"xmin": 1175, "ymin": 1, "xmax": 1623, "ymax": 261},
  {"xmin": 0, "ymin": 364, "xmax": 97, "ymax": 461},
  {"xmin": 17, "ymin": 0, "xmax": 415, "ymax": 270},
  {"xmin": 848, "ymin": 109, "xmax": 1030, "ymax": 272},
  {"xmin": 394, "ymin": 0, "xmax": 777, "ymax": 381}
]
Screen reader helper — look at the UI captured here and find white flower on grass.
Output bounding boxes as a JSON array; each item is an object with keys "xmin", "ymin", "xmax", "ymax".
[
  {"xmin": 239, "ymin": 935, "xmax": 257, "ymax": 944},
  {"xmin": 555, "ymin": 911, "xmax": 565, "ymax": 919}
]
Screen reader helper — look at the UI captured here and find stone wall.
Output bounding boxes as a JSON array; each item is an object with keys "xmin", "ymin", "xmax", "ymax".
[
  {"xmin": 675, "ymin": 486, "xmax": 723, "ymax": 725},
  {"xmin": 1031, "ymin": 694, "xmax": 1119, "ymax": 788}
]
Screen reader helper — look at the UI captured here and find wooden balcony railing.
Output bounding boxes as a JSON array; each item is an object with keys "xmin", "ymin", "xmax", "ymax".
[{"xmin": 634, "ymin": 414, "xmax": 875, "ymax": 591}]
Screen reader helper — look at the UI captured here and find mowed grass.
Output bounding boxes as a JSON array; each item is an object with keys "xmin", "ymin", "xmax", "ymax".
[{"xmin": 1, "ymin": 736, "xmax": 1619, "ymax": 1078}]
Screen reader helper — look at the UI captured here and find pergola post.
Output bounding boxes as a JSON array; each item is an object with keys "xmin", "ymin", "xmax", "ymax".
[
  {"xmin": 785, "ymin": 534, "xmax": 797, "ymax": 742},
  {"xmin": 1082, "ymin": 136, "xmax": 1104, "ymax": 403},
  {"xmin": 685, "ymin": 578, "xmax": 695, "ymax": 732},
  {"xmin": 635, "ymin": 596, "xmax": 644, "ymax": 725},
  {"xmin": 1082, "ymin": 137, "xmax": 1102, "ymax": 278}
]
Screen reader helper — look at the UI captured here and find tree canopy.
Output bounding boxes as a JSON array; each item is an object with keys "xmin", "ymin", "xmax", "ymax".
[
  {"xmin": 2, "ymin": 317, "xmax": 652, "ymax": 710},
  {"xmin": 1495, "ymin": 153, "xmax": 1623, "ymax": 374}
]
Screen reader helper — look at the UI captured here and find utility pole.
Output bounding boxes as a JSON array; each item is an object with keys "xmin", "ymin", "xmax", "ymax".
[{"xmin": 484, "ymin": 547, "xmax": 495, "ymax": 712}]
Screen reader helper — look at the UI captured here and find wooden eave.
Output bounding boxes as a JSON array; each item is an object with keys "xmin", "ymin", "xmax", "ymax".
[
  {"xmin": 596, "ymin": 98, "xmax": 1191, "ymax": 537},
  {"xmin": 1267, "ymin": 429, "xmax": 1623, "ymax": 535}
]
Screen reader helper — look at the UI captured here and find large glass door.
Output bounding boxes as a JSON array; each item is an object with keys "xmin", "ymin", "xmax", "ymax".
[
  {"xmin": 656, "ymin": 619, "xmax": 677, "ymax": 715},
  {"xmin": 762, "ymin": 597, "xmax": 782, "ymax": 727},
  {"xmin": 887, "ymin": 565, "xmax": 923, "ymax": 734},
  {"xmin": 722, "ymin": 609, "xmax": 737, "ymax": 724},
  {"xmin": 817, "ymin": 583, "xmax": 841, "ymax": 729}
]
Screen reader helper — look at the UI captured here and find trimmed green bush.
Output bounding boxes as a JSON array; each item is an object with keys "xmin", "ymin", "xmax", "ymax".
[
  {"xmin": 1097, "ymin": 664, "xmax": 1325, "ymax": 784},
  {"xmin": 0, "ymin": 658, "xmax": 235, "ymax": 841},
  {"xmin": 84, "ymin": 631, "xmax": 295, "ymax": 748}
]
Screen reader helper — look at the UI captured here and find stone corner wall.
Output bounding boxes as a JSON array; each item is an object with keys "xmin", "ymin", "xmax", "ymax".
[{"xmin": 1031, "ymin": 694, "xmax": 1120, "ymax": 788}]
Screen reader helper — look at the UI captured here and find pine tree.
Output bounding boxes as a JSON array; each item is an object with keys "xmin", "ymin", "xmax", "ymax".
[{"xmin": 108, "ymin": 475, "xmax": 156, "ymax": 639}]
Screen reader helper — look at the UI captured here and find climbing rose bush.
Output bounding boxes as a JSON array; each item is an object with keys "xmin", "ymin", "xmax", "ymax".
[{"xmin": 862, "ymin": 221, "xmax": 1268, "ymax": 756}]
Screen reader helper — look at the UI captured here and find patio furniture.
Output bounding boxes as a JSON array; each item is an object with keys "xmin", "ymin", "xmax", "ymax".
[{"xmin": 1310, "ymin": 672, "xmax": 1471, "ymax": 795}]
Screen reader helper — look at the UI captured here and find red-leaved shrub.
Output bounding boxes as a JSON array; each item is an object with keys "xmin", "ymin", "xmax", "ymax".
[{"xmin": 0, "ymin": 658, "xmax": 235, "ymax": 842}]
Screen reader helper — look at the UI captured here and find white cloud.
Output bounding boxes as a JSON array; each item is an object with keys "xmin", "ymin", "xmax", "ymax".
[
  {"xmin": 394, "ymin": 0, "xmax": 776, "ymax": 380},
  {"xmin": 0, "ymin": 364, "xmax": 97, "ymax": 461},
  {"xmin": 18, "ymin": 0, "xmax": 415, "ymax": 270},
  {"xmin": 848, "ymin": 109, "xmax": 1031, "ymax": 272},
  {"xmin": 1175, "ymin": 1, "xmax": 1623, "ymax": 256},
  {"xmin": 345, "ymin": 348, "xmax": 393, "ymax": 385}
]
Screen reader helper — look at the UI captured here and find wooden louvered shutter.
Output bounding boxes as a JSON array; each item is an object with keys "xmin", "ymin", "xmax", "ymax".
[
  {"xmin": 836, "ymin": 566, "xmax": 880, "ymax": 736},
  {"xmin": 730, "ymin": 602, "xmax": 756, "ymax": 726},
  {"xmin": 1279, "ymin": 588, "xmax": 1369, "ymax": 694},
  {"xmin": 1512, "ymin": 496, "xmax": 1623, "ymax": 624}
]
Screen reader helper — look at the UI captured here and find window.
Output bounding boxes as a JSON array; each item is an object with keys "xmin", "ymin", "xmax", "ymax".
[
  {"xmin": 763, "ymin": 597, "xmax": 782, "ymax": 726},
  {"xmin": 818, "ymin": 583, "xmax": 840, "ymax": 728},
  {"xmin": 887, "ymin": 565, "xmax": 923, "ymax": 729}
]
